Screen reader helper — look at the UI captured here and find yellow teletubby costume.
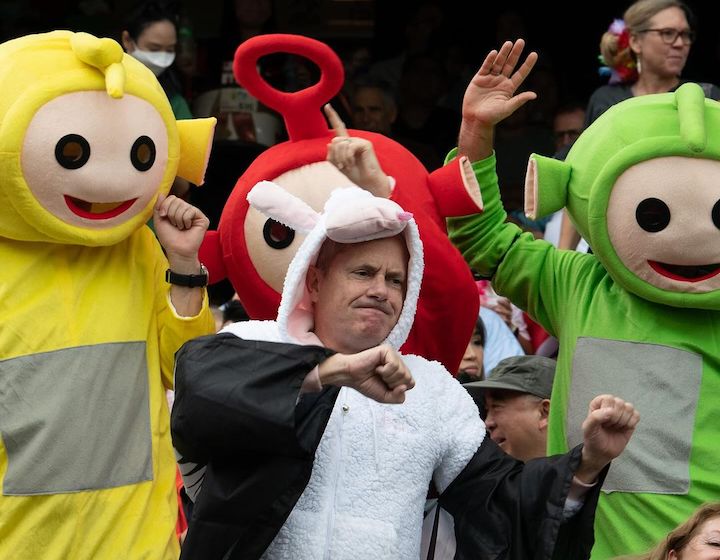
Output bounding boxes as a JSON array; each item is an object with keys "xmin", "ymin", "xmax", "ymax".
[{"xmin": 0, "ymin": 31, "xmax": 215, "ymax": 559}]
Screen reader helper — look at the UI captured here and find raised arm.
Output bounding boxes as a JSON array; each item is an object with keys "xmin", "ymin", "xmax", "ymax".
[{"xmin": 458, "ymin": 39, "xmax": 538, "ymax": 162}]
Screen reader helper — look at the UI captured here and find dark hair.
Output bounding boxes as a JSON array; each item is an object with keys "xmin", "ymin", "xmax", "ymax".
[
  {"xmin": 474, "ymin": 315, "xmax": 486, "ymax": 347},
  {"xmin": 220, "ymin": 299, "xmax": 249, "ymax": 324},
  {"xmin": 352, "ymin": 76, "xmax": 397, "ymax": 106},
  {"xmin": 123, "ymin": 1, "xmax": 183, "ymax": 98},
  {"xmin": 123, "ymin": 1, "xmax": 180, "ymax": 42}
]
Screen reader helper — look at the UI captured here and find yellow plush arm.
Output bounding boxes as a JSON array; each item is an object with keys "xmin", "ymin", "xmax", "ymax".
[{"xmin": 176, "ymin": 117, "xmax": 217, "ymax": 185}]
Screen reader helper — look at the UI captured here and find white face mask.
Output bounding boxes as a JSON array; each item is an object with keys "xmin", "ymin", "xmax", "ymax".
[{"xmin": 130, "ymin": 48, "xmax": 175, "ymax": 76}]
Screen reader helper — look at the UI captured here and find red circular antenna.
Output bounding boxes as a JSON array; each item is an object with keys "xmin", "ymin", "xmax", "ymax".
[{"xmin": 233, "ymin": 33, "xmax": 344, "ymax": 141}]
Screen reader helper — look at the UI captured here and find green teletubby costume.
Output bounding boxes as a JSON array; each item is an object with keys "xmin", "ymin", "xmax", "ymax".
[{"xmin": 450, "ymin": 83, "xmax": 720, "ymax": 559}]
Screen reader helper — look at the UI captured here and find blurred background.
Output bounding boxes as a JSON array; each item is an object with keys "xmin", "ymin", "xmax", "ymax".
[{"xmin": 2, "ymin": 0, "xmax": 717, "ymax": 106}]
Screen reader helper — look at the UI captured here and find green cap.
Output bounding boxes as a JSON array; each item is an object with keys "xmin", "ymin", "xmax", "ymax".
[{"xmin": 463, "ymin": 355, "xmax": 556, "ymax": 400}]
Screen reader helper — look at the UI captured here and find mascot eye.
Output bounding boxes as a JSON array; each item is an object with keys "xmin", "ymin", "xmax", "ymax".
[
  {"xmin": 712, "ymin": 200, "xmax": 720, "ymax": 229},
  {"xmin": 130, "ymin": 135, "xmax": 156, "ymax": 171},
  {"xmin": 636, "ymin": 197, "xmax": 671, "ymax": 232},
  {"xmin": 55, "ymin": 134, "xmax": 91, "ymax": 169},
  {"xmin": 263, "ymin": 218, "xmax": 295, "ymax": 249}
]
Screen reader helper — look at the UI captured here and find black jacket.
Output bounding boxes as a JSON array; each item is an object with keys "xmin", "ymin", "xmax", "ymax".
[{"xmin": 172, "ymin": 333, "xmax": 605, "ymax": 560}]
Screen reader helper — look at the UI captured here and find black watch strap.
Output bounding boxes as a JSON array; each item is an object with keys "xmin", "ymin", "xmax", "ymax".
[{"xmin": 165, "ymin": 264, "xmax": 209, "ymax": 288}]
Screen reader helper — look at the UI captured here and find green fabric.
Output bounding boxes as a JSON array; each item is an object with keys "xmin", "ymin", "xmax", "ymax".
[
  {"xmin": 169, "ymin": 92, "xmax": 192, "ymax": 120},
  {"xmin": 448, "ymin": 155, "xmax": 720, "ymax": 559},
  {"xmin": 547, "ymin": 84, "xmax": 720, "ymax": 309}
]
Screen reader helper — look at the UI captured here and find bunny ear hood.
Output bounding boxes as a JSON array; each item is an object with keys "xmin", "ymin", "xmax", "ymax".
[{"xmin": 246, "ymin": 182, "xmax": 424, "ymax": 350}]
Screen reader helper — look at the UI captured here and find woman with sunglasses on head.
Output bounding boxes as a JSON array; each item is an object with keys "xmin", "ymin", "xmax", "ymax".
[{"xmin": 585, "ymin": 0, "xmax": 720, "ymax": 126}]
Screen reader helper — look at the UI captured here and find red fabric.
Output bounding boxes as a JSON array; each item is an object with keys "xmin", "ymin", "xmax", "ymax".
[
  {"xmin": 201, "ymin": 34, "xmax": 479, "ymax": 373},
  {"xmin": 175, "ymin": 467, "xmax": 188, "ymax": 539},
  {"xmin": 524, "ymin": 312, "xmax": 550, "ymax": 352}
]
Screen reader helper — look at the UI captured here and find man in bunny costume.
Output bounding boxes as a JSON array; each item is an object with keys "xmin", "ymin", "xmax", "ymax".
[{"xmin": 171, "ymin": 182, "xmax": 639, "ymax": 560}]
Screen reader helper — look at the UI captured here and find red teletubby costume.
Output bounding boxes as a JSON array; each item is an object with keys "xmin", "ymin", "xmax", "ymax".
[{"xmin": 200, "ymin": 34, "xmax": 481, "ymax": 373}]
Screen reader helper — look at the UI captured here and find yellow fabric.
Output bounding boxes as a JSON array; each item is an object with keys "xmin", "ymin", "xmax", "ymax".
[
  {"xmin": 0, "ymin": 227, "xmax": 214, "ymax": 559},
  {"xmin": 0, "ymin": 31, "xmax": 212, "ymax": 246},
  {"xmin": 176, "ymin": 118, "xmax": 217, "ymax": 185}
]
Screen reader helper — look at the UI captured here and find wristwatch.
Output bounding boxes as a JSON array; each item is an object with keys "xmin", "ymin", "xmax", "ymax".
[{"xmin": 165, "ymin": 264, "xmax": 209, "ymax": 288}]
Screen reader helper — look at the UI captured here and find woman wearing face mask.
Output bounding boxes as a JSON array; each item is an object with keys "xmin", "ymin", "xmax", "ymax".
[
  {"xmin": 121, "ymin": 1, "xmax": 193, "ymax": 201},
  {"xmin": 121, "ymin": 1, "xmax": 192, "ymax": 120}
]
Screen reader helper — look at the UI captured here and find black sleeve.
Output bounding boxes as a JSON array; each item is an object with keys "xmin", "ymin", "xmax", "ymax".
[
  {"xmin": 439, "ymin": 437, "xmax": 607, "ymax": 560},
  {"xmin": 171, "ymin": 333, "xmax": 337, "ymax": 464},
  {"xmin": 171, "ymin": 333, "xmax": 341, "ymax": 560}
]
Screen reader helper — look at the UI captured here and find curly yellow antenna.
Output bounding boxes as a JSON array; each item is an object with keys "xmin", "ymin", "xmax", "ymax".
[{"xmin": 70, "ymin": 32, "xmax": 126, "ymax": 98}]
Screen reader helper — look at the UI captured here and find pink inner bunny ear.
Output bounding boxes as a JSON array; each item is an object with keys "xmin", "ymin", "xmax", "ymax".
[
  {"xmin": 398, "ymin": 211, "xmax": 413, "ymax": 222},
  {"xmin": 247, "ymin": 180, "xmax": 320, "ymax": 233}
]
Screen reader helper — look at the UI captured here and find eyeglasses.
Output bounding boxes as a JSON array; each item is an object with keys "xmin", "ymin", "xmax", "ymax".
[{"xmin": 640, "ymin": 28, "xmax": 695, "ymax": 45}]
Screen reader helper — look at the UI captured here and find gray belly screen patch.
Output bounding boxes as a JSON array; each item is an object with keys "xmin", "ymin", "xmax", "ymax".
[
  {"xmin": 567, "ymin": 337, "xmax": 701, "ymax": 494},
  {"xmin": 0, "ymin": 342, "xmax": 152, "ymax": 495}
]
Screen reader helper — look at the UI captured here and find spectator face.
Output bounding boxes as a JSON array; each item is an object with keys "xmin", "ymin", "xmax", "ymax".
[
  {"xmin": 631, "ymin": 7, "xmax": 691, "ymax": 80},
  {"xmin": 234, "ymin": 0, "xmax": 273, "ymax": 27},
  {"xmin": 307, "ymin": 236, "xmax": 408, "ymax": 353},
  {"xmin": 483, "ymin": 390, "xmax": 549, "ymax": 461},
  {"xmin": 458, "ymin": 328, "xmax": 484, "ymax": 380},
  {"xmin": 668, "ymin": 516, "xmax": 720, "ymax": 559},
  {"xmin": 351, "ymin": 87, "xmax": 397, "ymax": 135},
  {"xmin": 125, "ymin": 19, "xmax": 177, "ymax": 54},
  {"xmin": 553, "ymin": 108, "xmax": 585, "ymax": 151}
]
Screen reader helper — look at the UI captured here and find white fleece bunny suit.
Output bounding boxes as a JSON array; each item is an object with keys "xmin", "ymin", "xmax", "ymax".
[{"xmin": 213, "ymin": 185, "xmax": 483, "ymax": 558}]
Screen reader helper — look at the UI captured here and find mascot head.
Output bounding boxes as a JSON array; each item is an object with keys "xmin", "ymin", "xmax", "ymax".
[
  {"xmin": 0, "ymin": 30, "xmax": 214, "ymax": 246},
  {"xmin": 525, "ymin": 83, "xmax": 720, "ymax": 309}
]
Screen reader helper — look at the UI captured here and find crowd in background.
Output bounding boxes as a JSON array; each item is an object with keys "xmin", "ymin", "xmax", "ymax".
[{"xmin": 2, "ymin": 0, "xmax": 720, "ymax": 558}]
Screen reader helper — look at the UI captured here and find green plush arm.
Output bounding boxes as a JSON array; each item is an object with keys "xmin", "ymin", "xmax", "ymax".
[{"xmin": 448, "ymin": 151, "xmax": 600, "ymax": 337}]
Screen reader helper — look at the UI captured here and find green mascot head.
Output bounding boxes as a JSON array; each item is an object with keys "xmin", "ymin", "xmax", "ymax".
[{"xmin": 525, "ymin": 83, "xmax": 720, "ymax": 310}]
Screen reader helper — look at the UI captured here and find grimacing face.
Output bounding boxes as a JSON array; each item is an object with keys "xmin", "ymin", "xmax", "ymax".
[
  {"xmin": 308, "ymin": 235, "xmax": 408, "ymax": 354},
  {"xmin": 607, "ymin": 157, "xmax": 720, "ymax": 293},
  {"xmin": 21, "ymin": 91, "xmax": 168, "ymax": 229}
]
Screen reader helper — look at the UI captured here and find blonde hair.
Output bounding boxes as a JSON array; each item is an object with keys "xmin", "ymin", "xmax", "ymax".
[
  {"xmin": 614, "ymin": 502, "xmax": 720, "ymax": 560},
  {"xmin": 599, "ymin": 0, "xmax": 693, "ymax": 71}
]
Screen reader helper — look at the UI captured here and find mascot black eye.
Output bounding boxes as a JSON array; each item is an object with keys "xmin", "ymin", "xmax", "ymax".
[
  {"xmin": 636, "ymin": 198, "xmax": 671, "ymax": 232},
  {"xmin": 263, "ymin": 218, "xmax": 295, "ymax": 249},
  {"xmin": 130, "ymin": 136, "xmax": 156, "ymax": 171},
  {"xmin": 712, "ymin": 200, "xmax": 720, "ymax": 229},
  {"xmin": 55, "ymin": 134, "xmax": 90, "ymax": 169}
]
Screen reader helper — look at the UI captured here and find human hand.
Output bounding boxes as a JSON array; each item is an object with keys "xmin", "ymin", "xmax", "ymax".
[
  {"xmin": 489, "ymin": 296, "xmax": 514, "ymax": 328},
  {"xmin": 324, "ymin": 103, "xmax": 391, "ymax": 197},
  {"xmin": 153, "ymin": 194, "xmax": 210, "ymax": 273},
  {"xmin": 576, "ymin": 395, "xmax": 640, "ymax": 483},
  {"xmin": 462, "ymin": 39, "xmax": 538, "ymax": 128},
  {"xmin": 458, "ymin": 39, "xmax": 538, "ymax": 161},
  {"xmin": 318, "ymin": 344, "xmax": 415, "ymax": 404}
]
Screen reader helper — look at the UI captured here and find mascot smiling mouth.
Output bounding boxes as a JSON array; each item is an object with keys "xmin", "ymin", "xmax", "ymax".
[
  {"xmin": 649, "ymin": 260, "xmax": 720, "ymax": 282},
  {"xmin": 64, "ymin": 195, "xmax": 136, "ymax": 219}
]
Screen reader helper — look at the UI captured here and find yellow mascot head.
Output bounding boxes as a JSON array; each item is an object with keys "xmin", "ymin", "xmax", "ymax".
[{"xmin": 0, "ymin": 30, "xmax": 214, "ymax": 246}]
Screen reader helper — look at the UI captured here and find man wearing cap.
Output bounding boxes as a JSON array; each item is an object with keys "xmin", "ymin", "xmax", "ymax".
[{"xmin": 465, "ymin": 355, "xmax": 556, "ymax": 462}]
